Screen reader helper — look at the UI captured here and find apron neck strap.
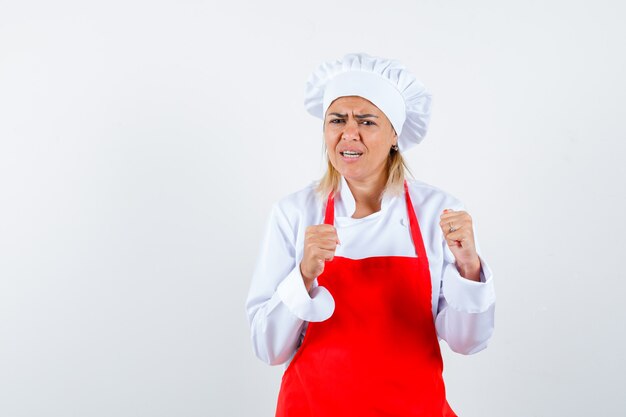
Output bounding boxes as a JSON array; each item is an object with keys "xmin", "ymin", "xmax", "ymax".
[
  {"xmin": 324, "ymin": 192, "xmax": 335, "ymax": 225},
  {"xmin": 403, "ymin": 181, "xmax": 428, "ymax": 260}
]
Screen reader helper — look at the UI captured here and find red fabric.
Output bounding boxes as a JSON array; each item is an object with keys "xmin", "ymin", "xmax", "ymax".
[{"xmin": 276, "ymin": 182, "xmax": 456, "ymax": 417}]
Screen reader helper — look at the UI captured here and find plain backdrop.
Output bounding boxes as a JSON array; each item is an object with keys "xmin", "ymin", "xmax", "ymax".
[{"xmin": 1, "ymin": 0, "xmax": 625, "ymax": 416}]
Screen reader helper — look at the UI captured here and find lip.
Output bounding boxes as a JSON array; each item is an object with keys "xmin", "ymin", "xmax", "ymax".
[
  {"xmin": 338, "ymin": 147, "xmax": 364, "ymax": 154},
  {"xmin": 338, "ymin": 149, "xmax": 364, "ymax": 163}
]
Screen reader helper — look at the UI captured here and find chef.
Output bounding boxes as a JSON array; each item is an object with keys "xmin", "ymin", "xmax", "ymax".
[{"xmin": 246, "ymin": 52, "xmax": 496, "ymax": 417}]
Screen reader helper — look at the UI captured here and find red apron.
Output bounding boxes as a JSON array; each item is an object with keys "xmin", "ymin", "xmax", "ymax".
[{"xmin": 276, "ymin": 182, "xmax": 456, "ymax": 417}]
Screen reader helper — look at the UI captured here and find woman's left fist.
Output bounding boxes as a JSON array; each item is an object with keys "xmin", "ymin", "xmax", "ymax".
[{"xmin": 439, "ymin": 209, "xmax": 481, "ymax": 281}]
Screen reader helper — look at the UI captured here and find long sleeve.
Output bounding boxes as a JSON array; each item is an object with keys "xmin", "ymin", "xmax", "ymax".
[
  {"xmin": 247, "ymin": 179, "xmax": 496, "ymax": 365},
  {"xmin": 246, "ymin": 202, "xmax": 334, "ymax": 366},
  {"xmin": 434, "ymin": 230, "xmax": 496, "ymax": 354}
]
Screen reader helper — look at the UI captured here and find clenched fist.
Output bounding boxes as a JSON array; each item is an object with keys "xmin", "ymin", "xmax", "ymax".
[
  {"xmin": 439, "ymin": 209, "xmax": 481, "ymax": 281},
  {"xmin": 300, "ymin": 224, "xmax": 340, "ymax": 291}
]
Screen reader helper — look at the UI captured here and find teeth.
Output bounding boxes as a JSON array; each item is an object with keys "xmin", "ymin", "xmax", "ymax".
[{"xmin": 341, "ymin": 151, "xmax": 362, "ymax": 158}]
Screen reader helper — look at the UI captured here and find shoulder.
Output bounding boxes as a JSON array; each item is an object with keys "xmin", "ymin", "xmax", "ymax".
[
  {"xmin": 405, "ymin": 178, "xmax": 465, "ymax": 212},
  {"xmin": 274, "ymin": 181, "xmax": 322, "ymax": 212},
  {"xmin": 271, "ymin": 181, "xmax": 324, "ymax": 227}
]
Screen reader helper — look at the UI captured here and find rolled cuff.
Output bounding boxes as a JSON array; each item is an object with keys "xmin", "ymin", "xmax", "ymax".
[
  {"xmin": 276, "ymin": 266, "xmax": 335, "ymax": 322},
  {"xmin": 442, "ymin": 255, "xmax": 495, "ymax": 313}
]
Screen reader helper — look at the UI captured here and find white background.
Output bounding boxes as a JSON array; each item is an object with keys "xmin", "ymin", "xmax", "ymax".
[{"xmin": 1, "ymin": 0, "xmax": 625, "ymax": 416}]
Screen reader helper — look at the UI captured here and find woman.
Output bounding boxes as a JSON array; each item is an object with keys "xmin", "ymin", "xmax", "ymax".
[{"xmin": 246, "ymin": 53, "xmax": 495, "ymax": 416}]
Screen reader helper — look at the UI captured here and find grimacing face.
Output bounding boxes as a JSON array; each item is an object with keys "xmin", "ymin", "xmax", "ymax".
[{"xmin": 324, "ymin": 96, "xmax": 398, "ymax": 185}]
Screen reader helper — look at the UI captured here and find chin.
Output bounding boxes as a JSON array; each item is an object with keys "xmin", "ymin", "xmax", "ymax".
[
  {"xmin": 341, "ymin": 171, "xmax": 367, "ymax": 183},
  {"xmin": 333, "ymin": 163, "xmax": 374, "ymax": 183},
  {"xmin": 336, "ymin": 166, "xmax": 356, "ymax": 178}
]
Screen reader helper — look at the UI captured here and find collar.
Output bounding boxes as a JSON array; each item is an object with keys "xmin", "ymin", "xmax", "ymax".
[{"xmin": 335, "ymin": 176, "xmax": 394, "ymax": 218}]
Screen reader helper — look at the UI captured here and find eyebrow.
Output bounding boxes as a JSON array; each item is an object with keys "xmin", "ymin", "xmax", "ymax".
[{"xmin": 327, "ymin": 112, "xmax": 379, "ymax": 119}]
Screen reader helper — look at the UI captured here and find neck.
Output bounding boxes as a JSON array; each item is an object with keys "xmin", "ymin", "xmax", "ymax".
[{"xmin": 345, "ymin": 174, "xmax": 388, "ymax": 219}]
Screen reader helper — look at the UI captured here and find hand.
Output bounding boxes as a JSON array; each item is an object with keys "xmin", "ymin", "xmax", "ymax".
[
  {"xmin": 439, "ymin": 209, "xmax": 481, "ymax": 281},
  {"xmin": 300, "ymin": 224, "xmax": 340, "ymax": 291}
]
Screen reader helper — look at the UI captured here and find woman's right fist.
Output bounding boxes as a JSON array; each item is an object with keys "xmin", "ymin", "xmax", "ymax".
[{"xmin": 300, "ymin": 224, "xmax": 340, "ymax": 291}]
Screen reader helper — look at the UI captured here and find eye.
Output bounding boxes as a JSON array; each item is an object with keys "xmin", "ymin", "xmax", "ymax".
[
  {"xmin": 328, "ymin": 118, "xmax": 344, "ymax": 124},
  {"xmin": 360, "ymin": 120, "xmax": 376, "ymax": 126}
]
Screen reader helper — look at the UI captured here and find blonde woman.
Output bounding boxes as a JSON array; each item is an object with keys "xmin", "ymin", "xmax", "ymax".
[{"xmin": 246, "ymin": 53, "xmax": 496, "ymax": 417}]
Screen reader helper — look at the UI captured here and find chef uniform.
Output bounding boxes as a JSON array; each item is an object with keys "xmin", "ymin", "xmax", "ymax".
[{"xmin": 246, "ymin": 53, "xmax": 496, "ymax": 416}]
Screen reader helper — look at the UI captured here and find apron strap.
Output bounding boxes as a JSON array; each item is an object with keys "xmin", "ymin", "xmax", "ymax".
[
  {"xmin": 404, "ymin": 180, "xmax": 429, "ymax": 263},
  {"xmin": 324, "ymin": 192, "xmax": 335, "ymax": 225},
  {"xmin": 323, "ymin": 181, "xmax": 428, "ymax": 263}
]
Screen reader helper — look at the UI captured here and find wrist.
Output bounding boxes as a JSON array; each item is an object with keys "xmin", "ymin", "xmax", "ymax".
[
  {"xmin": 300, "ymin": 264, "xmax": 316, "ymax": 291},
  {"xmin": 456, "ymin": 257, "xmax": 481, "ymax": 281}
]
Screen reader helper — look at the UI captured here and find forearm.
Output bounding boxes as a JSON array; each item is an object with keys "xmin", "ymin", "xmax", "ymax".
[
  {"xmin": 248, "ymin": 293, "xmax": 306, "ymax": 365},
  {"xmin": 247, "ymin": 266, "xmax": 335, "ymax": 365},
  {"xmin": 436, "ymin": 256, "xmax": 496, "ymax": 354},
  {"xmin": 436, "ymin": 303, "xmax": 495, "ymax": 354}
]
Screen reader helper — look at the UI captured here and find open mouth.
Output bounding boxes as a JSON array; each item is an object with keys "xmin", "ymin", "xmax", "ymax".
[{"xmin": 340, "ymin": 150, "xmax": 363, "ymax": 159}]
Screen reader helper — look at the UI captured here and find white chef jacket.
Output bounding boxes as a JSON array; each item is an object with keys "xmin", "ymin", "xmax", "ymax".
[{"xmin": 246, "ymin": 176, "xmax": 495, "ymax": 367}]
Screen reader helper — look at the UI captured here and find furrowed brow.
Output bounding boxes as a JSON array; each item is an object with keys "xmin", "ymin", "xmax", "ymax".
[{"xmin": 326, "ymin": 112, "xmax": 379, "ymax": 119}]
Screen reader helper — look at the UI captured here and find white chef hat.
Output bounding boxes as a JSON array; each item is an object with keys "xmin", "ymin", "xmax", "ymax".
[{"xmin": 304, "ymin": 52, "xmax": 433, "ymax": 152}]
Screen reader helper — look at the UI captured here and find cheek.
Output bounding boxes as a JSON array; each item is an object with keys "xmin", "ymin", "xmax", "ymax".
[
  {"xmin": 324, "ymin": 134, "xmax": 339, "ymax": 152},
  {"xmin": 376, "ymin": 133, "xmax": 395, "ymax": 151},
  {"xmin": 363, "ymin": 138, "xmax": 391, "ymax": 157}
]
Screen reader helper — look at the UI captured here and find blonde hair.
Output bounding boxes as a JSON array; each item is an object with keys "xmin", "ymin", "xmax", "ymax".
[{"xmin": 316, "ymin": 148, "xmax": 411, "ymax": 199}]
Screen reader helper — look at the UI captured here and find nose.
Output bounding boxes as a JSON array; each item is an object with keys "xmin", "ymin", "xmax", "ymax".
[{"xmin": 341, "ymin": 118, "xmax": 360, "ymax": 141}]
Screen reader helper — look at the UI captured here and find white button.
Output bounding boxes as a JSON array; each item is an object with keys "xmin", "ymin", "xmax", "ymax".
[{"xmin": 400, "ymin": 218, "xmax": 408, "ymax": 227}]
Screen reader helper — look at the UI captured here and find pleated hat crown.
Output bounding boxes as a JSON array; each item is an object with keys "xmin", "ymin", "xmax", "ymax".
[{"xmin": 304, "ymin": 52, "xmax": 433, "ymax": 151}]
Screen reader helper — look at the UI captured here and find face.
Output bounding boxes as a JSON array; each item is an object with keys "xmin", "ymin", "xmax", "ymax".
[{"xmin": 324, "ymin": 96, "xmax": 397, "ymax": 185}]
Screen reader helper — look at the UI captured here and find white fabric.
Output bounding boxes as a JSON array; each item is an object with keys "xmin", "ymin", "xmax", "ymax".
[
  {"xmin": 323, "ymin": 71, "xmax": 406, "ymax": 137},
  {"xmin": 304, "ymin": 52, "xmax": 433, "ymax": 152},
  {"xmin": 246, "ymin": 177, "xmax": 496, "ymax": 366}
]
